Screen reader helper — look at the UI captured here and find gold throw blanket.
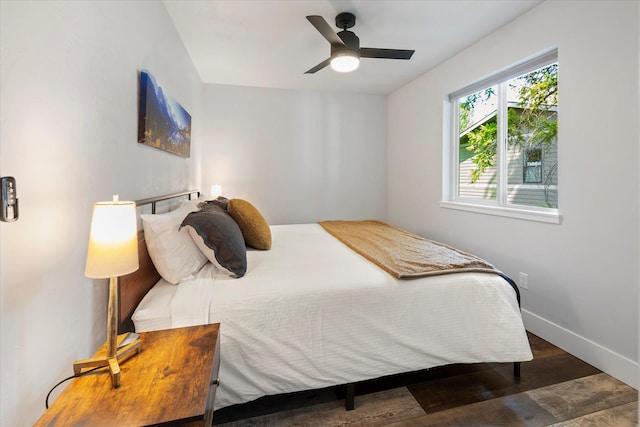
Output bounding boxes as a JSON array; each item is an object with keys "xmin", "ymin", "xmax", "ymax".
[{"xmin": 318, "ymin": 220, "xmax": 499, "ymax": 279}]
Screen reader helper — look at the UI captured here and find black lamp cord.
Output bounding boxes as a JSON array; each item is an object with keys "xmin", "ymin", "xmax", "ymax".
[{"xmin": 45, "ymin": 366, "xmax": 103, "ymax": 409}]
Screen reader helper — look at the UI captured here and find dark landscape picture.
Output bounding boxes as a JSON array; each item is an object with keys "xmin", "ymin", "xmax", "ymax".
[{"xmin": 138, "ymin": 70, "xmax": 191, "ymax": 157}]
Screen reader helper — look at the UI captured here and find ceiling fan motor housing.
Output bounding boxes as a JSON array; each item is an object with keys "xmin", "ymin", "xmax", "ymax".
[{"xmin": 332, "ymin": 30, "xmax": 360, "ymax": 57}]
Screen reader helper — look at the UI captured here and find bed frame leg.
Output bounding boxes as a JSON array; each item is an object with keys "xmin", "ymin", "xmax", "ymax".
[
  {"xmin": 345, "ymin": 383, "xmax": 355, "ymax": 410},
  {"xmin": 513, "ymin": 362, "xmax": 521, "ymax": 377}
]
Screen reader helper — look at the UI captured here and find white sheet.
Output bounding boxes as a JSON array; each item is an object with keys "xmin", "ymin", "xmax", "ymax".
[
  {"xmin": 130, "ymin": 277, "xmax": 175, "ymax": 332},
  {"xmin": 133, "ymin": 223, "xmax": 532, "ymax": 409}
]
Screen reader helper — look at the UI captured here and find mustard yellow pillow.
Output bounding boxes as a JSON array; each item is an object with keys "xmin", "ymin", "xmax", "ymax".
[{"xmin": 228, "ymin": 199, "xmax": 271, "ymax": 250}]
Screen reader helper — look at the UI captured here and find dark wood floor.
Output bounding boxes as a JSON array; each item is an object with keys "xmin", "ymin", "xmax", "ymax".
[{"xmin": 213, "ymin": 332, "xmax": 638, "ymax": 426}]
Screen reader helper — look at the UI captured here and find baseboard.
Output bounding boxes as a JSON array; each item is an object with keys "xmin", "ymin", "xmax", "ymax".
[{"xmin": 522, "ymin": 309, "xmax": 639, "ymax": 390}]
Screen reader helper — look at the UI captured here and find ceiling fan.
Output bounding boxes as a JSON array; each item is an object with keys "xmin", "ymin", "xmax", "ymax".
[{"xmin": 305, "ymin": 12, "xmax": 415, "ymax": 74}]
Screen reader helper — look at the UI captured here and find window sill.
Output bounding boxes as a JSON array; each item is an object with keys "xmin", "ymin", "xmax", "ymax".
[{"xmin": 440, "ymin": 201, "xmax": 561, "ymax": 224}]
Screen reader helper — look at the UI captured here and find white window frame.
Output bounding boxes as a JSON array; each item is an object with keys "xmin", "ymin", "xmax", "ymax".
[{"xmin": 441, "ymin": 48, "xmax": 560, "ymax": 224}]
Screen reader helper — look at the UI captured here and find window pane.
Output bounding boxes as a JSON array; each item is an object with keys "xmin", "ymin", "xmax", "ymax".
[
  {"xmin": 457, "ymin": 86, "xmax": 498, "ymax": 201},
  {"xmin": 447, "ymin": 50, "xmax": 558, "ymax": 219},
  {"xmin": 506, "ymin": 64, "xmax": 558, "ymax": 208}
]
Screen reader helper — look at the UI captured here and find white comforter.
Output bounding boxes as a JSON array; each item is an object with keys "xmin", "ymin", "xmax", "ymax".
[{"xmin": 133, "ymin": 224, "xmax": 532, "ymax": 409}]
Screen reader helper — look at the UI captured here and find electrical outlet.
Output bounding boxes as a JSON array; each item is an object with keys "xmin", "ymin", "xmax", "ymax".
[{"xmin": 519, "ymin": 272, "xmax": 528, "ymax": 289}]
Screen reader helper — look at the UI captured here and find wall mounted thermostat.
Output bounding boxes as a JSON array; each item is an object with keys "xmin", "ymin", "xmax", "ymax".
[{"xmin": 1, "ymin": 176, "xmax": 19, "ymax": 222}]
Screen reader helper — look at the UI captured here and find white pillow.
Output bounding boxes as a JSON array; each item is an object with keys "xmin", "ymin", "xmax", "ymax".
[{"xmin": 141, "ymin": 202, "xmax": 207, "ymax": 284}]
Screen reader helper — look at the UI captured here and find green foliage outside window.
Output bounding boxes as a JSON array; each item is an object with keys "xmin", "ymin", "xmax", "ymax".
[{"xmin": 460, "ymin": 64, "xmax": 558, "ymax": 187}]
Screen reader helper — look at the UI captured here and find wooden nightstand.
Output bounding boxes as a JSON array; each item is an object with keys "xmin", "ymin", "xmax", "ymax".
[{"xmin": 35, "ymin": 324, "xmax": 220, "ymax": 427}]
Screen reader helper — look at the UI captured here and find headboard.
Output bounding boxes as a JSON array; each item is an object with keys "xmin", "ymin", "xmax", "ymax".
[{"xmin": 117, "ymin": 190, "xmax": 200, "ymax": 333}]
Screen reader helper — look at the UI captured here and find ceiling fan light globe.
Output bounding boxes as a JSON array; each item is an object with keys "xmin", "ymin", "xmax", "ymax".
[{"xmin": 330, "ymin": 55, "xmax": 360, "ymax": 72}]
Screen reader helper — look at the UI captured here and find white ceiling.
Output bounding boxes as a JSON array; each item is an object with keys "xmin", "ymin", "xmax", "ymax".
[{"xmin": 163, "ymin": 0, "xmax": 543, "ymax": 95}]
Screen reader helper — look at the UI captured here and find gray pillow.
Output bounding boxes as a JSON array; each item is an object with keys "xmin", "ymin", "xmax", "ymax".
[
  {"xmin": 199, "ymin": 196, "xmax": 229, "ymax": 211},
  {"xmin": 180, "ymin": 205, "xmax": 247, "ymax": 278}
]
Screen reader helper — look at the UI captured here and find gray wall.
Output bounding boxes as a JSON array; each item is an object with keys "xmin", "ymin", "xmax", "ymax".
[
  {"xmin": 0, "ymin": 2, "xmax": 203, "ymax": 425},
  {"xmin": 388, "ymin": 0, "xmax": 639, "ymax": 387},
  {"xmin": 200, "ymin": 84, "xmax": 388, "ymax": 225}
]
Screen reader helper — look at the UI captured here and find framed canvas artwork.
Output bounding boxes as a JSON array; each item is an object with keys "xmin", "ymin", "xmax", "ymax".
[{"xmin": 138, "ymin": 70, "xmax": 191, "ymax": 158}]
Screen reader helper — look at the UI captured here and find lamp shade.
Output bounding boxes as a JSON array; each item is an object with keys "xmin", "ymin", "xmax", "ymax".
[
  {"xmin": 211, "ymin": 184, "xmax": 222, "ymax": 199},
  {"xmin": 85, "ymin": 198, "xmax": 139, "ymax": 279}
]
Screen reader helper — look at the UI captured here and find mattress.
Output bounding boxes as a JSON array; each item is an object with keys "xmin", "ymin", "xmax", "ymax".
[{"xmin": 133, "ymin": 223, "xmax": 532, "ymax": 409}]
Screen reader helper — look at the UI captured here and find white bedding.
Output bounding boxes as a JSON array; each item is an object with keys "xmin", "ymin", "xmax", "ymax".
[{"xmin": 133, "ymin": 223, "xmax": 532, "ymax": 409}]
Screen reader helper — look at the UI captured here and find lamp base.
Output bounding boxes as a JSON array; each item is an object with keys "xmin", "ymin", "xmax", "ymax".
[{"xmin": 73, "ymin": 333, "xmax": 142, "ymax": 388}]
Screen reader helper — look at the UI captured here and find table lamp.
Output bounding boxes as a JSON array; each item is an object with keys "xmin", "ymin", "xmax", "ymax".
[
  {"xmin": 211, "ymin": 184, "xmax": 222, "ymax": 199},
  {"xmin": 73, "ymin": 195, "xmax": 142, "ymax": 387}
]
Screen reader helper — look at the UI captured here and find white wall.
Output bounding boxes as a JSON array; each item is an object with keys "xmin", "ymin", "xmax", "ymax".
[
  {"xmin": 201, "ymin": 84, "xmax": 387, "ymax": 224},
  {"xmin": 0, "ymin": 1, "xmax": 202, "ymax": 425},
  {"xmin": 388, "ymin": 0, "xmax": 639, "ymax": 388}
]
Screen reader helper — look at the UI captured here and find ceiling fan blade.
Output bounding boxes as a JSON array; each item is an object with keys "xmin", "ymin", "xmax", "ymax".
[
  {"xmin": 360, "ymin": 48, "xmax": 415, "ymax": 60},
  {"xmin": 305, "ymin": 58, "xmax": 332, "ymax": 74},
  {"xmin": 306, "ymin": 15, "xmax": 345, "ymax": 47}
]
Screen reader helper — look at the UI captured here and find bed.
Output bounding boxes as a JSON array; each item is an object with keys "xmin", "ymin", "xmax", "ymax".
[{"xmin": 118, "ymin": 190, "xmax": 532, "ymax": 411}]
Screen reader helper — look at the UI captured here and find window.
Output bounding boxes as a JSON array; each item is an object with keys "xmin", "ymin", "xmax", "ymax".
[
  {"xmin": 523, "ymin": 148, "xmax": 542, "ymax": 183},
  {"xmin": 443, "ymin": 49, "xmax": 559, "ymax": 223}
]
